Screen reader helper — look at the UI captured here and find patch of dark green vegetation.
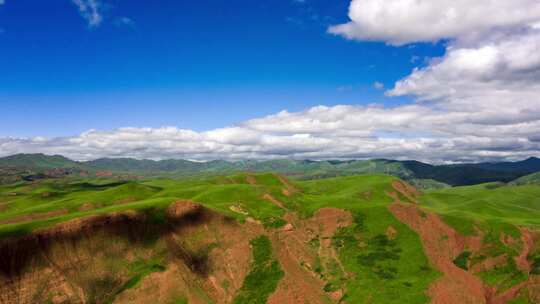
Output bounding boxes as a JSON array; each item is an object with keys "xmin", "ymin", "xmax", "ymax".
[
  {"xmin": 329, "ymin": 204, "xmax": 439, "ymax": 304},
  {"xmin": 170, "ymin": 298, "xmax": 188, "ymax": 304},
  {"xmin": 111, "ymin": 258, "xmax": 167, "ymax": 301},
  {"xmin": 453, "ymin": 251, "xmax": 472, "ymax": 270},
  {"xmin": 477, "ymin": 256, "xmax": 527, "ymax": 291},
  {"xmin": 357, "ymin": 234, "xmax": 401, "ymax": 279},
  {"xmin": 528, "ymin": 252, "xmax": 540, "ymax": 275},
  {"xmin": 262, "ymin": 217, "xmax": 287, "ymax": 229},
  {"xmin": 233, "ymin": 236, "xmax": 284, "ymax": 304}
]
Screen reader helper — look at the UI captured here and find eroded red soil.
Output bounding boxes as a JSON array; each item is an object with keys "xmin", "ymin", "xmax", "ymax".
[
  {"xmin": 387, "ymin": 182, "xmax": 537, "ymax": 304},
  {"xmin": 268, "ymin": 208, "xmax": 352, "ymax": 304}
]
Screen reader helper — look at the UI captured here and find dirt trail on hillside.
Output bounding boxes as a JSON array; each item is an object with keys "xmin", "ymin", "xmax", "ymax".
[
  {"xmin": 275, "ymin": 174, "xmax": 298, "ymax": 197},
  {"xmin": 262, "ymin": 193, "xmax": 285, "ymax": 209},
  {"xmin": 245, "ymin": 175, "xmax": 257, "ymax": 185}
]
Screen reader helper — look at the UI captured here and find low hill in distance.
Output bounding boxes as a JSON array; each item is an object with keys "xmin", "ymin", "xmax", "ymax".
[
  {"xmin": 511, "ymin": 171, "xmax": 540, "ymax": 186},
  {"xmin": 1, "ymin": 153, "xmax": 540, "ymax": 186},
  {"xmin": 0, "ymin": 153, "xmax": 78, "ymax": 169}
]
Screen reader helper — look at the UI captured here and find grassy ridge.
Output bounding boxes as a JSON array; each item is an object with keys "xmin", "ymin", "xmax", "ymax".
[
  {"xmin": 421, "ymin": 183, "xmax": 540, "ymax": 229},
  {"xmin": 0, "ymin": 173, "xmax": 287, "ymax": 237}
]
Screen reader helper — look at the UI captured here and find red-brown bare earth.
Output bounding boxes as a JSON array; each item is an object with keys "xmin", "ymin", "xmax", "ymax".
[{"xmin": 268, "ymin": 208, "xmax": 352, "ymax": 304}]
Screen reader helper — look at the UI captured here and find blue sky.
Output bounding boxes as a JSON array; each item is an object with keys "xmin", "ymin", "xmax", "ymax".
[
  {"xmin": 1, "ymin": 0, "xmax": 538, "ymax": 162},
  {"xmin": 0, "ymin": 0, "xmax": 442, "ymax": 137}
]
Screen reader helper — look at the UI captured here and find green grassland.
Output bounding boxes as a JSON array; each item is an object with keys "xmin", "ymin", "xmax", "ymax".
[
  {"xmin": 0, "ymin": 173, "xmax": 288, "ymax": 237},
  {"xmin": 2, "ymin": 172, "xmax": 540, "ymax": 303},
  {"xmin": 421, "ymin": 182, "xmax": 540, "ymax": 231},
  {"xmin": 0, "ymin": 173, "xmax": 440, "ymax": 303}
]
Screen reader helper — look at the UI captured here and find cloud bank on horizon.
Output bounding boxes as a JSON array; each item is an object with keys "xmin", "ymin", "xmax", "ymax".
[{"xmin": 1, "ymin": 0, "xmax": 540, "ymax": 163}]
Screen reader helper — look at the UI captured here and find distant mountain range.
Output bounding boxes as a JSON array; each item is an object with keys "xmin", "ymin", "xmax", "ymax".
[{"xmin": 1, "ymin": 153, "xmax": 540, "ymax": 187}]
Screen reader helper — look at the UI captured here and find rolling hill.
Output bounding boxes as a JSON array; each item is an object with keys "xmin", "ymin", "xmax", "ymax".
[
  {"xmin": 1, "ymin": 153, "xmax": 539, "ymax": 186},
  {"xmin": 0, "ymin": 173, "xmax": 539, "ymax": 303}
]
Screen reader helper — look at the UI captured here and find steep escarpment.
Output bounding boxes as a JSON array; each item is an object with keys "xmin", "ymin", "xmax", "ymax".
[{"xmin": 0, "ymin": 201, "xmax": 260, "ymax": 304}]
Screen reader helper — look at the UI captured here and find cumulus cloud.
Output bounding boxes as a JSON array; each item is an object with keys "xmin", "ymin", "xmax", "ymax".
[
  {"xmin": 328, "ymin": 0, "xmax": 540, "ymax": 45},
  {"xmin": 0, "ymin": 0, "xmax": 539, "ymax": 163},
  {"xmin": 1, "ymin": 101, "xmax": 539, "ymax": 163},
  {"xmin": 72, "ymin": 0, "xmax": 102, "ymax": 27}
]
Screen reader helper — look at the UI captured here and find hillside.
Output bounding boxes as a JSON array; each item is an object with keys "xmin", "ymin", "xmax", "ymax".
[
  {"xmin": 511, "ymin": 172, "xmax": 540, "ymax": 186},
  {"xmin": 1, "ymin": 154, "xmax": 539, "ymax": 186},
  {"xmin": 0, "ymin": 154, "xmax": 79, "ymax": 169},
  {"xmin": 1, "ymin": 173, "xmax": 539, "ymax": 303}
]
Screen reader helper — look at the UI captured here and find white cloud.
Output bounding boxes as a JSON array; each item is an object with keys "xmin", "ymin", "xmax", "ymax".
[
  {"xmin": 373, "ymin": 82, "xmax": 384, "ymax": 90},
  {"xmin": 72, "ymin": 0, "xmax": 102, "ymax": 27},
  {"xmin": 328, "ymin": 0, "xmax": 540, "ymax": 45},
  {"xmin": 115, "ymin": 17, "xmax": 135, "ymax": 28},
  {"xmin": 1, "ymin": 100, "xmax": 539, "ymax": 163},
  {"xmin": 0, "ymin": 1, "xmax": 539, "ymax": 163}
]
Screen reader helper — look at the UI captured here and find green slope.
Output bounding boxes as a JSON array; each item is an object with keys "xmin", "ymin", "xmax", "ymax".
[
  {"xmin": 511, "ymin": 171, "xmax": 540, "ymax": 186},
  {"xmin": 421, "ymin": 182, "xmax": 540, "ymax": 230},
  {"xmin": 0, "ymin": 153, "xmax": 79, "ymax": 169}
]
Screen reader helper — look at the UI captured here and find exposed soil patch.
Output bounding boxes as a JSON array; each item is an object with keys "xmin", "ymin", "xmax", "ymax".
[
  {"xmin": 276, "ymin": 174, "xmax": 298, "ymax": 197},
  {"xmin": 0, "ymin": 209, "xmax": 69, "ymax": 225},
  {"xmin": 386, "ymin": 225, "xmax": 398, "ymax": 240},
  {"xmin": 387, "ymin": 181, "xmax": 537, "ymax": 304},
  {"xmin": 262, "ymin": 193, "xmax": 285, "ymax": 209},
  {"xmin": 95, "ymin": 171, "xmax": 113, "ymax": 177},
  {"xmin": 470, "ymin": 255, "xmax": 508, "ymax": 273},
  {"xmin": 229, "ymin": 204, "xmax": 248, "ymax": 216},
  {"xmin": 516, "ymin": 228, "xmax": 534, "ymax": 274},
  {"xmin": 0, "ymin": 201, "xmax": 263, "ymax": 304},
  {"xmin": 77, "ymin": 203, "xmax": 94, "ymax": 212},
  {"xmin": 245, "ymin": 175, "xmax": 257, "ymax": 185},
  {"xmin": 389, "ymin": 202, "xmax": 489, "ymax": 303},
  {"xmin": 391, "ymin": 180, "xmax": 421, "ymax": 204},
  {"xmin": 268, "ymin": 208, "xmax": 352, "ymax": 304},
  {"xmin": 525, "ymin": 276, "xmax": 540, "ymax": 303}
]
